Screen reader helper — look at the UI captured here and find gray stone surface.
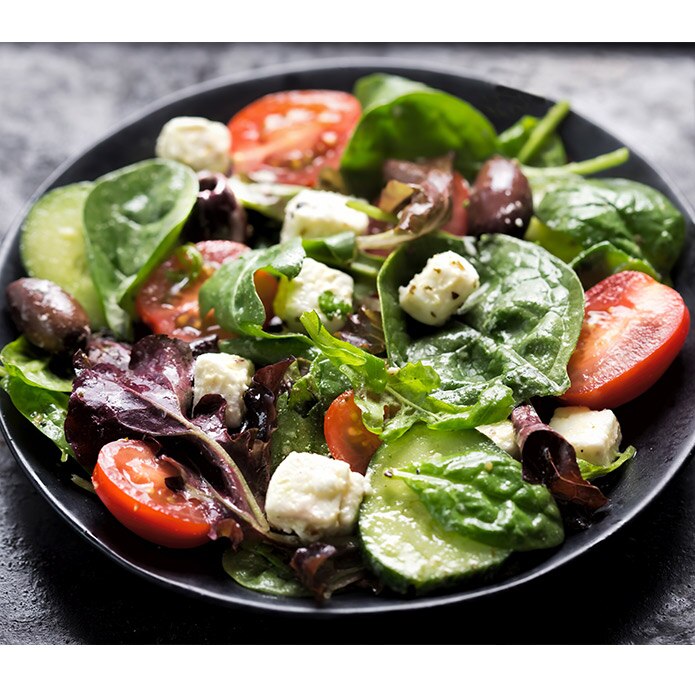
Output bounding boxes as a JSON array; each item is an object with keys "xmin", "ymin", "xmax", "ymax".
[{"xmin": 1, "ymin": 43, "xmax": 694, "ymax": 643}]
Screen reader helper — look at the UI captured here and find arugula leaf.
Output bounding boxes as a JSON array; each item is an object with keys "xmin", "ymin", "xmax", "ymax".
[
  {"xmin": 533, "ymin": 178, "xmax": 685, "ymax": 277},
  {"xmin": 341, "ymin": 73, "xmax": 497, "ymax": 197},
  {"xmin": 578, "ymin": 445, "xmax": 636, "ymax": 481},
  {"xmin": 199, "ymin": 238, "xmax": 309, "ymax": 342},
  {"xmin": 300, "ymin": 311, "xmax": 513, "ymax": 440},
  {"xmin": 498, "ymin": 114, "xmax": 567, "ymax": 167},
  {"xmin": 378, "ymin": 233, "xmax": 585, "ymax": 404},
  {"xmin": 222, "ymin": 543, "xmax": 309, "ymax": 597},
  {"xmin": 571, "ymin": 241, "xmax": 660, "ymax": 288},
  {"xmin": 391, "ymin": 429, "xmax": 564, "ymax": 551},
  {"xmin": 83, "ymin": 159, "xmax": 199, "ymax": 337}
]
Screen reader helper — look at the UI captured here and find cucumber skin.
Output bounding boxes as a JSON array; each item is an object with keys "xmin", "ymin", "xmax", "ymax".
[
  {"xmin": 20, "ymin": 182, "xmax": 106, "ymax": 327},
  {"xmin": 358, "ymin": 425, "xmax": 510, "ymax": 595}
]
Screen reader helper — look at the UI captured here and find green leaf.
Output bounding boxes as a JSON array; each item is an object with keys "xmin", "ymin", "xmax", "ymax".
[
  {"xmin": 318, "ymin": 290, "xmax": 352, "ymax": 320},
  {"xmin": 571, "ymin": 241, "xmax": 660, "ymax": 288},
  {"xmin": 229, "ymin": 176, "xmax": 305, "ymax": 221},
  {"xmin": 222, "ymin": 544, "xmax": 308, "ymax": 597},
  {"xmin": 533, "ymin": 178, "xmax": 685, "ymax": 277},
  {"xmin": 341, "ymin": 73, "xmax": 498, "ymax": 197},
  {"xmin": 300, "ymin": 311, "xmax": 514, "ymax": 441},
  {"xmin": 219, "ymin": 336, "xmax": 315, "ymax": 367},
  {"xmin": 199, "ymin": 238, "xmax": 307, "ymax": 340},
  {"xmin": 83, "ymin": 158, "xmax": 199, "ymax": 337},
  {"xmin": 378, "ymin": 233, "xmax": 585, "ymax": 404},
  {"xmin": 498, "ymin": 114, "xmax": 567, "ymax": 167},
  {"xmin": 578, "ymin": 445, "xmax": 636, "ymax": 481},
  {"xmin": 391, "ymin": 430, "xmax": 564, "ymax": 551},
  {"xmin": 0, "ymin": 375, "xmax": 71, "ymax": 460},
  {"xmin": 0, "ymin": 337, "xmax": 73, "ymax": 392},
  {"xmin": 302, "ymin": 231, "xmax": 357, "ymax": 267}
]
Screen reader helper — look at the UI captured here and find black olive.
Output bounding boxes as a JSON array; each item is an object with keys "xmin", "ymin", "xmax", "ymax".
[
  {"xmin": 467, "ymin": 157, "xmax": 533, "ymax": 236},
  {"xmin": 6, "ymin": 278, "xmax": 90, "ymax": 354},
  {"xmin": 182, "ymin": 172, "xmax": 249, "ymax": 243}
]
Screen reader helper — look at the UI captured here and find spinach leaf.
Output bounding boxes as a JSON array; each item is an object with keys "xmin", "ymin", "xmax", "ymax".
[
  {"xmin": 301, "ymin": 311, "xmax": 513, "ymax": 441},
  {"xmin": 378, "ymin": 233, "xmax": 585, "ymax": 404},
  {"xmin": 83, "ymin": 159, "xmax": 198, "ymax": 337},
  {"xmin": 219, "ymin": 336, "xmax": 316, "ymax": 367},
  {"xmin": 0, "ymin": 375, "xmax": 71, "ymax": 460},
  {"xmin": 0, "ymin": 336, "xmax": 73, "ymax": 459},
  {"xmin": 222, "ymin": 543, "xmax": 308, "ymax": 597},
  {"xmin": 533, "ymin": 178, "xmax": 685, "ymax": 277},
  {"xmin": 571, "ymin": 241, "xmax": 659, "ymax": 288},
  {"xmin": 391, "ymin": 430, "xmax": 564, "ymax": 551},
  {"xmin": 578, "ymin": 445, "xmax": 636, "ymax": 481},
  {"xmin": 498, "ymin": 114, "xmax": 567, "ymax": 167},
  {"xmin": 229, "ymin": 177, "xmax": 304, "ymax": 221},
  {"xmin": 302, "ymin": 231, "xmax": 356, "ymax": 266},
  {"xmin": 199, "ymin": 238, "xmax": 309, "ymax": 344},
  {"xmin": 341, "ymin": 73, "xmax": 497, "ymax": 197},
  {"xmin": 0, "ymin": 337, "xmax": 73, "ymax": 392}
]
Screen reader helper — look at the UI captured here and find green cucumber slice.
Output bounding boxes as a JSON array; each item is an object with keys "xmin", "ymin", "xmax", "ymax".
[
  {"xmin": 20, "ymin": 183, "xmax": 105, "ymax": 327},
  {"xmin": 359, "ymin": 425, "xmax": 510, "ymax": 594}
]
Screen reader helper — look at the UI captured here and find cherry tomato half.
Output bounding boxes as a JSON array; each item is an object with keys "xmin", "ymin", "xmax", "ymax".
[
  {"xmin": 135, "ymin": 240, "xmax": 278, "ymax": 341},
  {"xmin": 93, "ymin": 440, "xmax": 214, "ymax": 548},
  {"xmin": 441, "ymin": 171, "xmax": 470, "ymax": 236},
  {"xmin": 228, "ymin": 90, "xmax": 361, "ymax": 186},
  {"xmin": 562, "ymin": 271, "xmax": 690, "ymax": 409},
  {"xmin": 324, "ymin": 390, "xmax": 382, "ymax": 474}
]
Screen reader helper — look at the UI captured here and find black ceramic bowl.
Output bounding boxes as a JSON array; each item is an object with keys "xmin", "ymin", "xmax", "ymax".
[{"xmin": 1, "ymin": 59, "xmax": 694, "ymax": 616}]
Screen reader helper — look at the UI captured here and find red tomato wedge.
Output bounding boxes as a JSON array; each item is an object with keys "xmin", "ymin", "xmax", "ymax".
[
  {"xmin": 324, "ymin": 390, "xmax": 382, "ymax": 474},
  {"xmin": 562, "ymin": 271, "xmax": 690, "ymax": 409},
  {"xmin": 228, "ymin": 90, "xmax": 361, "ymax": 186},
  {"xmin": 93, "ymin": 440, "xmax": 214, "ymax": 548},
  {"xmin": 135, "ymin": 240, "xmax": 278, "ymax": 341},
  {"xmin": 441, "ymin": 171, "xmax": 470, "ymax": 236}
]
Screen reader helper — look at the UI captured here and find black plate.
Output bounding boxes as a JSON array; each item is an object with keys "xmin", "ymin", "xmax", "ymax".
[{"xmin": 2, "ymin": 59, "xmax": 694, "ymax": 616}]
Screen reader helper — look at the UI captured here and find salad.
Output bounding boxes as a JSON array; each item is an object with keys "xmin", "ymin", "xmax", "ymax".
[{"xmin": 1, "ymin": 73, "xmax": 689, "ymax": 601}]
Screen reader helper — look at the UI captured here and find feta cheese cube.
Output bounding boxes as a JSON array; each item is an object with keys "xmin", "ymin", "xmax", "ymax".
[
  {"xmin": 155, "ymin": 117, "xmax": 231, "ymax": 173},
  {"xmin": 274, "ymin": 257, "xmax": 353, "ymax": 333},
  {"xmin": 550, "ymin": 406, "xmax": 622, "ymax": 466},
  {"xmin": 193, "ymin": 353, "xmax": 254, "ymax": 429},
  {"xmin": 280, "ymin": 189, "xmax": 369, "ymax": 242},
  {"xmin": 265, "ymin": 451, "xmax": 368, "ymax": 542},
  {"xmin": 477, "ymin": 420, "xmax": 520, "ymax": 459},
  {"xmin": 398, "ymin": 250, "xmax": 480, "ymax": 326}
]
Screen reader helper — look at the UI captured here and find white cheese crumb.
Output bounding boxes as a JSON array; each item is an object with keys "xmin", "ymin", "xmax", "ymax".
[
  {"xmin": 550, "ymin": 406, "xmax": 622, "ymax": 466},
  {"xmin": 265, "ymin": 451, "xmax": 368, "ymax": 542},
  {"xmin": 398, "ymin": 250, "xmax": 480, "ymax": 326},
  {"xmin": 477, "ymin": 420, "xmax": 520, "ymax": 459},
  {"xmin": 155, "ymin": 117, "xmax": 231, "ymax": 173},
  {"xmin": 193, "ymin": 353, "xmax": 254, "ymax": 429}
]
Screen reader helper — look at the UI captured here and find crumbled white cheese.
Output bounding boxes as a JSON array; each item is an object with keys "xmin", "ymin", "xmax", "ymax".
[
  {"xmin": 265, "ymin": 451, "xmax": 368, "ymax": 542},
  {"xmin": 280, "ymin": 189, "xmax": 369, "ymax": 242},
  {"xmin": 155, "ymin": 117, "xmax": 231, "ymax": 173},
  {"xmin": 477, "ymin": 420, "xmax": 520, "ymax": 459},
  {"xmin": 274, "ymin": 257, "xmax": 353, "ymax": 333},
  {"xmin": 193, "ymin": 353, "xmax": 254, "ymax": 429},
  {"xmin": 550, "ymin": 406, "xmax": 622, "ymax": 466},
  {"xmin": 398, "ymin": 250, "xmax": 480, "ymax": 326}
]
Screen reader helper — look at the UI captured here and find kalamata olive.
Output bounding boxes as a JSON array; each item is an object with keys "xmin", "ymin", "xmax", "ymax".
[
  {"xmin": 182, "ymin": 172, "xmax": 249, "ymax": 243},
  {"xmin": 6, "ymin": 278, "xmax": 90, "ymax": 354},
  {"xmin": 467, "ymin": 157, "xmax": 533, "ymax": 236}
]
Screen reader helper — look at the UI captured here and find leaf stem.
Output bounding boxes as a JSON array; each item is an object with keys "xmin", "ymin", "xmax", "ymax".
[
  {"xmin": 523, "ymin": 147, "xmax": 630, "ymax": 178},
  {"xmin": 517, "ymin": 101, "xmax": 571, "ymax": 164}
]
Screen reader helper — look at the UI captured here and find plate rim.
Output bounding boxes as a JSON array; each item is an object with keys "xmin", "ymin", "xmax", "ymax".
[{"xmin": 2, "ymin": 56, "xmax": 694, "ymax": 617}]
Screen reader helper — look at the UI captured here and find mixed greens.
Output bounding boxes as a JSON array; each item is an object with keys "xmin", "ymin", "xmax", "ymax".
[{"xmin": 1, "ymin": 73, "xmax": 689, "ymax": 602}]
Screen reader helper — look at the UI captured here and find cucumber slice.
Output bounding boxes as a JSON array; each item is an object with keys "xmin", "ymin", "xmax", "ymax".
[
  {"xmin": 20, "ymin": 183, "xmax": 105, "ymax": 327},
  {"xmin": 359, "ymin": 425, "xmax": 510, "ymax": 594}
]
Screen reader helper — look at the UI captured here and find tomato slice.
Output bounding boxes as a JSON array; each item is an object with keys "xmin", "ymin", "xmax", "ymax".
[
  {"xmin": 324, "ymin": 390, "xmax": 382, "ymax": 474},
  {"xmin": 441, "ymin": 171, "xmax": 470, "ymax": 236},
  {"xmin": 93, "ymin": 440, "xmax": 214, "ymax": 548},
  {"xmin": 563, "ymin": 271, "xmax": 690, "ymax": 409},
  {"xmin": 136, "ymin": 240, "xmax": 261, "ymax": 341},
  {"xmin": 228, "ymin": 90, "xmax": 361, "ymax": 186}
]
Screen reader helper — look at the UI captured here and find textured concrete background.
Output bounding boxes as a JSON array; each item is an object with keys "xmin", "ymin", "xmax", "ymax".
[{"xmin": 1, "ymin": 43, "xmax": 694, "ymax": 643}]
